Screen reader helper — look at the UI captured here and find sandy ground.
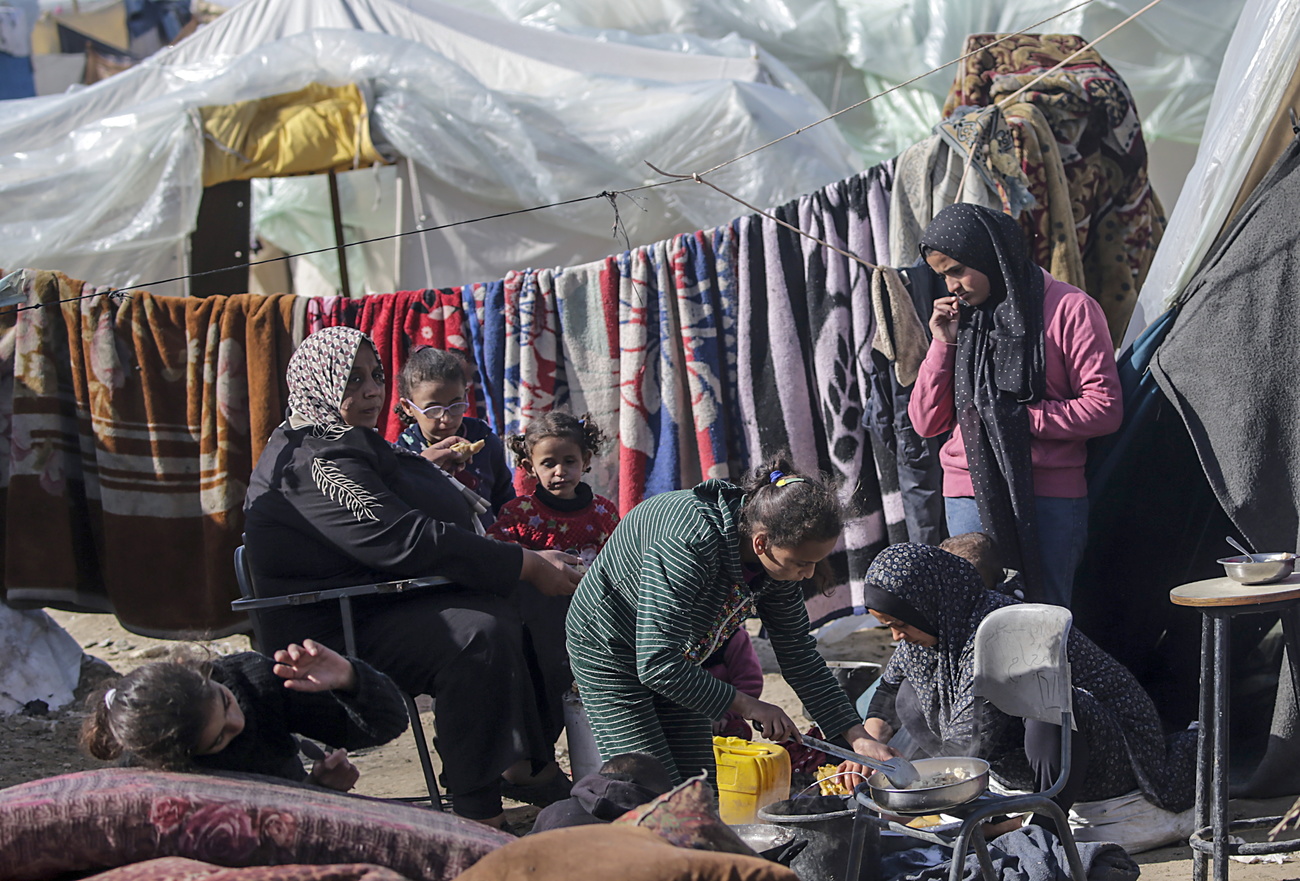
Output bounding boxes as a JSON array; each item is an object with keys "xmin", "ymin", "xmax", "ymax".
[{"xmin": 5, "ymin": 608, "xmax": 1300, "ymax": 880}]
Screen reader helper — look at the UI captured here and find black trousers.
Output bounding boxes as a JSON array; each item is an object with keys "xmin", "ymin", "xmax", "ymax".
[
  {"xmin": 895, "ymin": 680, "xmax": 1090, "ymax": 818},
  {"xmin": 265, "ymin": 585, "xmax": 568, "ymax": 819}
]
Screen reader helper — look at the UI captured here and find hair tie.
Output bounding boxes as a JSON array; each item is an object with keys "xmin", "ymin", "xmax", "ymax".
[
  {"xmin": 770, "ymin": 470, "xmax": 805, "ymax": 488},
  {"xmin": 104, "ymin": 688, "xmax": 117, "ymax": 710}
]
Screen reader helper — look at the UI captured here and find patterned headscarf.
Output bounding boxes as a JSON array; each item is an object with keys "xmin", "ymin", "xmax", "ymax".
[
  {"xmin": 919, "ymin": 204, "xmax": 1045, "ymax": 597},
  {"xmin": 867, "ymin": 543, "xmax": 1015, "ymax": 747},
  {"xmin": 286, "ymin": 327, "xmax": 379, "ymax": 429}
]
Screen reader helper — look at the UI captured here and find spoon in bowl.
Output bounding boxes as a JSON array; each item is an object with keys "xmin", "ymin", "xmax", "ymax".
[{"xmin": 1226, "ymin": 535, "xmax": 1257, "ymax": 562}]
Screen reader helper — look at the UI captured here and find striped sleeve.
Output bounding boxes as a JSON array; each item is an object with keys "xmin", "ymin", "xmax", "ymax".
[
  {"xmin": 757, "ymin": 582, "xmax": 861, "ymax": 738},
  {"xmin": 634, "ymin": 533, "xmax": 736, "ymax": 720}
]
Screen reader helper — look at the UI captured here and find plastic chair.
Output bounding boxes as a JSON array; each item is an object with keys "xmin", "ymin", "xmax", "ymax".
[
  {"xmin": 232, "ymin": 544, "xmax": 445, "ymax": 810},
  {"xmin": 848, "ymin": 604, "xmax": 1088, "ymax": 881}
]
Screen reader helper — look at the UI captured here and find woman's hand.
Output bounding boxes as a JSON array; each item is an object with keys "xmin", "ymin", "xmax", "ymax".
[
  {"xmin": 273, "ymin": 639, "xmax": 357, "ymax": 693},
  {"xmin": 309, "ymin": 748, "xmax": 360, "ymax": 792},
  {"xmin": 864, "ymin": 717, "xmax": 894, "ymax": 743},
  {"xmin": 928, "ymin": 295, "xmax": 964, "ymax": 345},
  {"xmin": 421, "ymin": 436, "xmax": 471, "ymax": 471},
  {"xmin": 521, "ymin": 549, "xmax": 582, "ymax": 597},
  {"xmin": 730, "ymin": 692, "xmax": 799, "ymax": 743}
]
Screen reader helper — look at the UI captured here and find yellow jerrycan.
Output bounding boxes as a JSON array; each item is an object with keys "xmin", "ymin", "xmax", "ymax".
[{"xmin": 712, "ymin": 736, "xmax": 792, "ymax": 824}]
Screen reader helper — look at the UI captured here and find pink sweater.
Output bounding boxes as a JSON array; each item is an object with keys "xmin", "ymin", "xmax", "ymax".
[{"xmin": 907, "ymin": 270, "xmax": 1122, "ymax": 499}]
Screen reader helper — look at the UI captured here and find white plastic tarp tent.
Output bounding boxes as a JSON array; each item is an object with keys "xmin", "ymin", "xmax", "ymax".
[
  {"xmin": 0, "ymin": 0, "xmax": 858, "ymax": 296},
  {"xmin": 1122, "ymin": 0, "xmax": 1300, "ymax": 348},
  {"xmin": 424, "ymin": 0, "xmax": 1248, "ymax": 198}
]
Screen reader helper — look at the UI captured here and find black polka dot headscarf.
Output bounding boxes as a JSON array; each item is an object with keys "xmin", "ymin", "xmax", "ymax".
[
  {"xmin": 918, "ymin": 203, "xmax": 1045, "ymax": 404},
  {"xmin": 918, "ymin": 204, "xmax": 1047, "ymax": 597}
]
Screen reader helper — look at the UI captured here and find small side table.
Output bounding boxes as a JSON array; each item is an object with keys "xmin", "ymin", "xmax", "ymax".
[{"xmin": 1170, "ymin": 575, "xmax": 1300, "ymax": 881}]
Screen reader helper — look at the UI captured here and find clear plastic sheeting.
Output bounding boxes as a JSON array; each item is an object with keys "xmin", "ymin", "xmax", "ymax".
[
  {"xmin": 439, "ymin": 0, "xmax": 1247, "ymax": 164},
  {"xmin": 1122, "ymin": 0, "xmax": 1300, "ymax": 349},
  {"xmin": 252, "ymin": 165, "xmax": 400, "ymax": 296},
  {"xmin": 0, "ymin": 0, "xmax": 858, "ymax": 295}
]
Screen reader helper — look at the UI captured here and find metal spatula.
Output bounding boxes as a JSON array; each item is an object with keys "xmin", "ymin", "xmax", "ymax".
[{"xmin": 800, "ymin": 734, "xmax": 920, "ymax": 789}]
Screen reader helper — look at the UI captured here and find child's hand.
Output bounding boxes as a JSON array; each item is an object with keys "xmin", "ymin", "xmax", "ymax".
[
  {"xmin": 422, "ymin": 437, "xmax": 471, "ymax": 472},
  {"xmin": 521, "ymin": 549, "xmax": 582, "ymax": 597},
  {"xmin": 309, "ymin": 748, "xmax": 360, "ymax": 792},
  {"xmin": 273, "ymin": 639, "xmax": 358, "ymax": 693},
  {"xmin": 729, "ymin": 692, "xmax": 798, "ymax": 743}
]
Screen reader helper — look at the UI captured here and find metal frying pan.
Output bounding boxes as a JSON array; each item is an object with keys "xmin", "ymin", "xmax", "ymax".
[{"xmin": 865, "ymin": 756, "xmax": 990, "ymax": 814}]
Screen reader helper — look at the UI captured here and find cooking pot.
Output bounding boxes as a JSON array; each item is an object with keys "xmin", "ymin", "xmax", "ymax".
[{"xmin": 865, "ymin": 756, "xmax": 989, "ymax": 815}]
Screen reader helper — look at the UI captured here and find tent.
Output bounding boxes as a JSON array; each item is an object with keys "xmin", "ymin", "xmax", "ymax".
[
  {"xmin": 0, "ymin": 0, "xmax": 860, "ymax": 297},
  {"xmin": 1074, "ymin": 0, "xmax": 1300, "ymax": 757}
]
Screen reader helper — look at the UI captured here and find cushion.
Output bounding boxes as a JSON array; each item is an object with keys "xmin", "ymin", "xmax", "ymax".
[
  {"xmin": 456, "ymin": 825, "xmax": 797, "ymax": 881},
  {"xmin": 0, "ymin": 769, "xmax": 512, "ymax": 881},
  {"xmin": 613, "ymin": 774, "xmax": 757, "ymax": 856},
  {"xmin": 83, "ymin": 857, "xmax": 412, "ymax": 881}
]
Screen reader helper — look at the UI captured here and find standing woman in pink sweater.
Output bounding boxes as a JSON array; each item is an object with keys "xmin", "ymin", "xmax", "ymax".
[{"xmin": 907, "ymin": 204, "xmax": 1121, "ymax": 607}]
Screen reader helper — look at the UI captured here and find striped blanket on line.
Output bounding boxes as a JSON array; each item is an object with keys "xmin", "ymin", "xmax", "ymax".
[{"xmin": 2, "ymin": 271, "xmax": 299, "ymax": 637}]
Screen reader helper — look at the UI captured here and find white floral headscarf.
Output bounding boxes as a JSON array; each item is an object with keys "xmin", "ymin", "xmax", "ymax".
[{"xmin": 286, "ymin": 327, "xmax": 380, "ymax": 429}]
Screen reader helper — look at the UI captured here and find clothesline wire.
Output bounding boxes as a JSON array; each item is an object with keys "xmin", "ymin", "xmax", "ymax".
[
  {"xmin": 647, "ymin": 163, "xmax": 884, "ymax": 276},
  {"xmin": 0, "ymin": 188, "xmax": 672, "ymax": 315},
  {"xmin": 6, "ymin": 0, "xmax": 1112, "ymax": 317}
]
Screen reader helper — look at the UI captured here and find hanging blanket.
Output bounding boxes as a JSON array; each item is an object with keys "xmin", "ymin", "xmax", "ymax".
[
  {"xmin": 737, "ymin": 168, "xmax": 897, "ymax": 622},
  {"xmin": 943, "ymin": 33, "xmax": 1165, "ymax": 345},
  {"xmin": 3, "ymin": 271, "xmax": 297, "ymax": 636},
  {"xmin": 356, "ymin": 289, "xmax": 468, "ymax": 443}
]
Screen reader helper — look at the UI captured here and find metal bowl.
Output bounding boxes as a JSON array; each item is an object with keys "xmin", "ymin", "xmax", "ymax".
[
  {"xmin": 1217, "ymin": 553, "xmax": 1296, "ymax": 585},
  {"xmin": 866, "ymin": 756, "xmax": 989, "ymax": 815}
]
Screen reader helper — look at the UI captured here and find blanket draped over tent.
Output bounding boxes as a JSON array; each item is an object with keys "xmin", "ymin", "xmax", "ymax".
[
  {"xmin": 1149, "ymin": 132, "xmax": 1300, "ymax": 555},
  {"xmin": 943, "ymin": 33, "xmax": 1166, "ymax": 346}
]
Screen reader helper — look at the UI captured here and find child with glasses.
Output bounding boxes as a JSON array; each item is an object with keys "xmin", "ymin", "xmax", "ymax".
[{"xmin": 394, "ymin": 346, "xmax": 515, "ymax": 527}]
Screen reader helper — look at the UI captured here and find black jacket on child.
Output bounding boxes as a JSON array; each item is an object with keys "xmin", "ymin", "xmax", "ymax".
[{"xmin": 190, "ymin": 652, "xmax": 409, "ymax": 783}]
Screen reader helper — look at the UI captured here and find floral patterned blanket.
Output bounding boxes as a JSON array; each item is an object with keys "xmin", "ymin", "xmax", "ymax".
[
  {"xmin": 0, "ymin": 768, "xmax": 509, "ymax": 881},
  {"xmin": 943, "ymin": 33, "xmax": 1166, "ymax": 346}
]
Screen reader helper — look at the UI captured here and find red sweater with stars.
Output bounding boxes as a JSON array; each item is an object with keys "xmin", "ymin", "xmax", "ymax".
[{"xmin": 487, "ymin": 485, "xmax": 620, "ymax": 565}]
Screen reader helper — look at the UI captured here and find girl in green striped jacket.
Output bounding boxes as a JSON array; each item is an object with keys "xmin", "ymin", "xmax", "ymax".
[{"xmin": 566, "ymin": 457, "xmax": 900, "ymax": 785}]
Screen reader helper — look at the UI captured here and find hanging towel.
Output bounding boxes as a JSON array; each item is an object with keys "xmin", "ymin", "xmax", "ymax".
[{"xmin": 871, "ymin": 264, "xmax": 929, "ymax": 387}]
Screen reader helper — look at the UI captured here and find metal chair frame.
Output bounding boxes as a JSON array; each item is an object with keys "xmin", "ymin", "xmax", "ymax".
[
  {"xmin": 232, "ymin": 544, "xmax": 446, "ymax": 810},
  {"xmin": 847, "ymin": 604, "xmax": 1088, "ymax": 881}
]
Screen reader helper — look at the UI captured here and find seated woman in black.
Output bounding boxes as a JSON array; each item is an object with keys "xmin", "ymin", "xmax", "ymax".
[
  {"xmin": 841, "ymin": 542, "xmax": 1195, "ymax": 827},
  {"xmin": 243, "ymin": 326, "xmax": 580, "ymax": 827}
]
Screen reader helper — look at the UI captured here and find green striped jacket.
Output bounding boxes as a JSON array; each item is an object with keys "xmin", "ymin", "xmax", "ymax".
[{"xmin": 567, "ymin": 480, "xmax": 860, "ymax": 736}]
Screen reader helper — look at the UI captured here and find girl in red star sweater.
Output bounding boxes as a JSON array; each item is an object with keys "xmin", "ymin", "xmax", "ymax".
[{"xmin": 488, "ymin": 411, "xmax": 619, "ymax": 567}]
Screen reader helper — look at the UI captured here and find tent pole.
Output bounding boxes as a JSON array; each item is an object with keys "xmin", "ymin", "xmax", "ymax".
[{"xmin": 328, "ymin": 170, "xmax": 352, "ymax": 299}]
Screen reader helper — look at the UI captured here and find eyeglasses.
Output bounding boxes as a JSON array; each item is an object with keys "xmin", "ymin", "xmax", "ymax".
[{"xmin": 403, "ymin": 399, "xmax": 469, "ymax": 420}]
